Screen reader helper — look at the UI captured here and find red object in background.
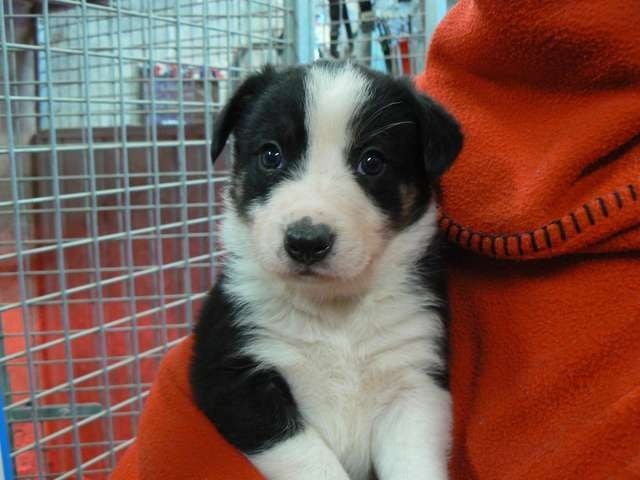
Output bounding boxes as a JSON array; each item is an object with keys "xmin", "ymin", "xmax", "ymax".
[{"xmin": 398, "ymin": 37, "xmax": 411, "ymax": 75}]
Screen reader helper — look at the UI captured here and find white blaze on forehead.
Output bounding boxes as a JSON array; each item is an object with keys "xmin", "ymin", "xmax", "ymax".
[{"xmin": 304, "ymin": 64, "xmax": 371, "ymax": 176}]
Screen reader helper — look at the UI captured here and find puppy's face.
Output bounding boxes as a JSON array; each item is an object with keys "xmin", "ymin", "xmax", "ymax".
[{"xmin": 213, "ymin": 62, "xmax": 461, "ymax": 299}]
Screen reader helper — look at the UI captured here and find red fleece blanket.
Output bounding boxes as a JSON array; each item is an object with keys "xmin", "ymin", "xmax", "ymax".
[
  {"xmin": 111, "ymin": 337, "xmax": 263, "ymax": 480},
  {"xmin": 412, "ymin": 0, "xmax": 640, "ymax": 478},
  {"xmin": 112, "ymin": 1, "xmax": 640, "ymax": 478}
]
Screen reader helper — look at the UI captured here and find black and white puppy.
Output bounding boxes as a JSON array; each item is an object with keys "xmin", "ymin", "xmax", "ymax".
[{"xmin": 191, "ymin": 60, "xmax": 462, "ymax": 480}]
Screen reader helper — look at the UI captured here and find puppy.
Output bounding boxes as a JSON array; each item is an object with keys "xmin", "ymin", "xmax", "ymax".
[{"xmin": 190, "ymin": 60, "xmax": 462, "ymax": 480}]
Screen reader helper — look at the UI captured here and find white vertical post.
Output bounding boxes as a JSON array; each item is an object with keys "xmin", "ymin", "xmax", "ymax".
[
  {"xmin": 291, "ymin": 0, "xmax": 314, "ymax": 64},
  {"xmin": 424, "ymin": 0, "xmax": 447, "ymax": 54}
]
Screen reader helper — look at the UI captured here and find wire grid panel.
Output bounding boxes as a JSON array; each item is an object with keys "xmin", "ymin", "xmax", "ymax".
[
  {"xmin": 0, "ymin": 0, "xmax": 292, "ymax": 478},
  {"xmin": 312, "ymin": 0, "xmax": 435, "ymax": 76}
]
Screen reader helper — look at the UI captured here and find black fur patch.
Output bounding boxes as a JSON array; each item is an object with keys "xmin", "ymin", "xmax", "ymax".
[
  {"xmin": 190, "ymin": 279, "xmax": 303, "ymax": 454},
  {"xmin": 415, "ymin": 234, "xmax": 450, "ymax": 390},
  {"xmin": 346, "ymin": 65, "xmax": 462, "ymax": 230},
  {"xmin": 212, "ymin": 66, "xmax": 308, "ymax": 219}
]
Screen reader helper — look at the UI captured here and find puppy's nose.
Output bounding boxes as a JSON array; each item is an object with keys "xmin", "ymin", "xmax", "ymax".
[{"xmin": 284, "ymin": 217, "xmax": 335, "ymax": 265}]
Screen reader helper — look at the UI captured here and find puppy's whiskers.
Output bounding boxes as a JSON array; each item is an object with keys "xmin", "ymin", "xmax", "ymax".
[
  {"xmin": 355, "ymin": 120, "xmax": 416, "ymax": 148},
  {"xmin": 355, "ymin": 101, "xmax": 403, "ymax": 136}
]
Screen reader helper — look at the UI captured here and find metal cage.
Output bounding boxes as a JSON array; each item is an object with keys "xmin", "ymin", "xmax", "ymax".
[{"xmin": 0, "ymin": 1, "xmax": 449, "ymax": 478}]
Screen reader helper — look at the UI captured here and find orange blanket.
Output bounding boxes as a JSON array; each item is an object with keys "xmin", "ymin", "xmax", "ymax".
[
  {"xmin": 111, "ymin": 337, "xmax": 263, "ymax": 480},
  {"xmin": 413, "ymin": 0, "xmax": 640, "ymax": 478},
  {"xmin": 112, "ymin": 1, "xmax": 640, "ymax": 479}
]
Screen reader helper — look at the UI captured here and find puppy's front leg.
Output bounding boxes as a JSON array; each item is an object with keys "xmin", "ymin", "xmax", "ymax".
[
  {"xmin": 371, "ymin": 382, "xmax": 451, "ymax": 480},
  {"xmin": 250, "ymin": 427, "xmax": 350, "ymax": 480}
]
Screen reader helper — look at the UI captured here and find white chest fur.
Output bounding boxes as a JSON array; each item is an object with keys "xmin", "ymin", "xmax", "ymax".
[
  {"xmin": 222, "ymin": 205, "xmax": 450, "ymax": 479},
  {"xmin": 240, "ymin": 286, "xmax": 444, "ymax": 480}
]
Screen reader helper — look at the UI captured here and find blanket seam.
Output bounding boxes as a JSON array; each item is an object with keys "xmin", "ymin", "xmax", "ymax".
[{"xmin": 439, "ymin": 182, "xmax": 639, "ymax": 258}]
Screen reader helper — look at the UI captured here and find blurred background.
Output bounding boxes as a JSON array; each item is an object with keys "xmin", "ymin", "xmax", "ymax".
[{"xmin": 0, "ymin": 1, "xmax": 455, "ymax": 478}]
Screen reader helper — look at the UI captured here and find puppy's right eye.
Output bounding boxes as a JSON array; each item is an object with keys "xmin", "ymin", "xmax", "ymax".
[
  {"xmin": 357, "ymin": 150, "xmax": 386, "ymax": 176},
  {"xmin": 258, "ymin": 143, "xmax": 283, "ymax": 170}
]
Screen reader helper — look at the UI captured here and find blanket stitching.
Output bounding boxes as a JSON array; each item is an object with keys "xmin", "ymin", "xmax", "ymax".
[{"xmin": 439, "ymin": 182, "xmax": 639, "ymax": 257}]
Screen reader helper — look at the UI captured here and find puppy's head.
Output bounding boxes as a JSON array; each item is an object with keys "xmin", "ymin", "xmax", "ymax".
[{"xmin": 214, "ymin": 61, "xmax": 462, "ymax": 299}]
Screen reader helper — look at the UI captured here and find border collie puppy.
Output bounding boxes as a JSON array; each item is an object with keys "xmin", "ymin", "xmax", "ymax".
[{"xmin": 191, "ymin": 61, "xmax": 462, "ymax": 480}]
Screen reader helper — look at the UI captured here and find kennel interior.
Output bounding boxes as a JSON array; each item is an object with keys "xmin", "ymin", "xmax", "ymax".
[{"xmin": 0, "ymin": 0, "xmax": 449, "ymax": 478}]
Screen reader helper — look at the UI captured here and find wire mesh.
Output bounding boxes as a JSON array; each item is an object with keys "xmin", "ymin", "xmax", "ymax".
[
  {"xmin": 1, "ymin": 0, "xmax": 444, "ymax": 478},
  {"xmin": 1, "ymin": 1, "xmax": 292, "ymax": 478},
  {"xmin": 312, "ymin": 0, "xmax": 435, "ymax": 76}
]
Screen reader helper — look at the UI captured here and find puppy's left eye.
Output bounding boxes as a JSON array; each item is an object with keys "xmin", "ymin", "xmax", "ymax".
[
  {"xmin": 258, "ymin": 142, "xmax": 283, "ymax": 170},
  {"xmin": 357, "ymin": 150, "xmax": 386, "ymax": 176}
]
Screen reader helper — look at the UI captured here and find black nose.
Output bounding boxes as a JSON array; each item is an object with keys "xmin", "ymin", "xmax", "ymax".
[{"xmin": 284, "ymin": 217, "xmax": 335, "ymax": 265}]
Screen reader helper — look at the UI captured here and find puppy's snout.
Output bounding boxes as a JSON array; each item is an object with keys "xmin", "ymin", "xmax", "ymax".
[{"xmin": 284, "ymin": 217, "xmax": 335, "ymax": 265}]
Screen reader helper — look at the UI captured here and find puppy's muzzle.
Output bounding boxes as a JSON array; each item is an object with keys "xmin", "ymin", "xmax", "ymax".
[{"xmin": 284, "ymin": 217, "xmax": 335, "ymax": 266}]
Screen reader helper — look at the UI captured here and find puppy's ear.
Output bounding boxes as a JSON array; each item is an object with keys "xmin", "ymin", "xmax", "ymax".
[
  {"xmin": 415, "ymin": 93, "xmax": 463, "ymax": 178},
  {"xmin": 211, "ymin": 65, "xmax": 277, "ymax": 164}
]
